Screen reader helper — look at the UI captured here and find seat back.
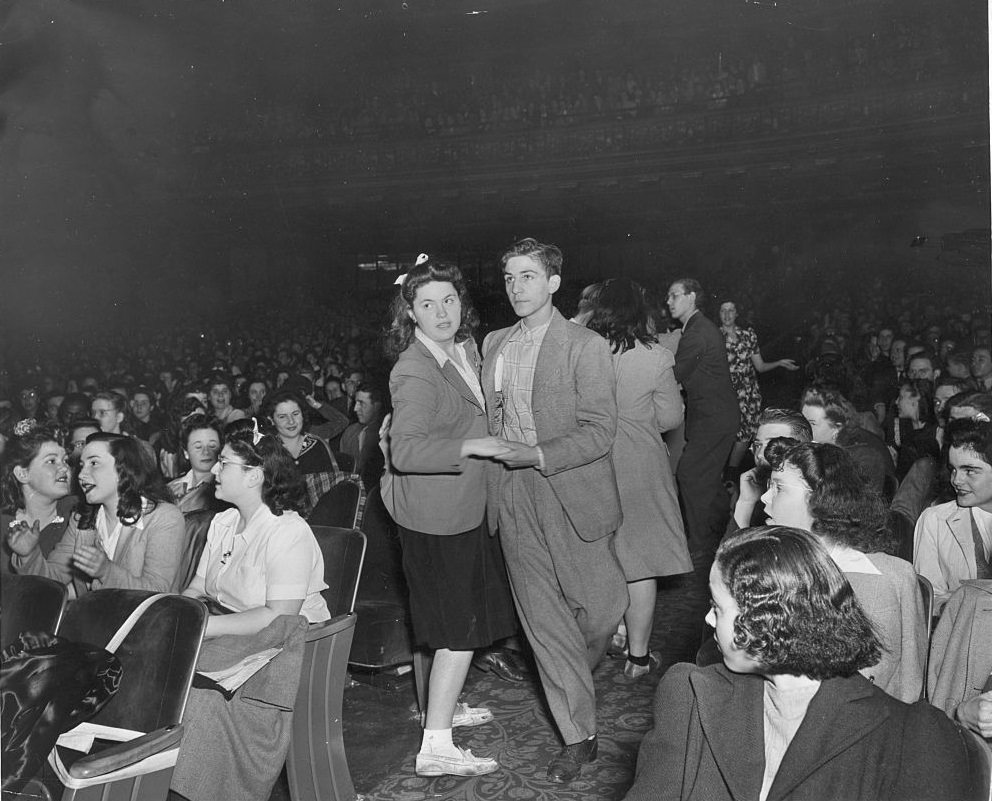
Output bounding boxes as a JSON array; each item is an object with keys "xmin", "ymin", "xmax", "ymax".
[
  {"xmin": 917, "ymin": 574, "xmax": 935, "ymax": 639},
  {"xmin": 333, "ymin": 451, "xmax": 355, "ymax": 474},
  {"xmin": 960, "ymin": 726, "xmax": 992, "ymax": 801},
  {"xmin": 58, "ymin": 590, "xmax": 207, "ymax": 733},
  {"xmin": 310, "ymin": 526, "xmax": 366, "ymax": 617},
  {"xmin": 0, "ymin": 574, "xmax": 67, "ymax": 650},
  {"xmin": 308, "ymin": 478, "xmax": 363, "ymax": 529},
  {"xmin": 178, "ymin": 509, "xmax": 220, "ymax": 592}
]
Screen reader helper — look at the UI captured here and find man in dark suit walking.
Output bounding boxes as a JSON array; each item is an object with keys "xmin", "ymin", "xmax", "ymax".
[
  {"xmin": 668, "ymin": 278, "xmax": 739, "ymax": 565},
  {"xmin": 482, "ymin": 238, "xmax": 627, "ymax": 785}
]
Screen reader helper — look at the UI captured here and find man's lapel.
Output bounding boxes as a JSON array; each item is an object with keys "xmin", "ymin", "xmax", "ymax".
[{"xmin": 533, "ymin": 309, "xmax": 567, "ymax": 398}]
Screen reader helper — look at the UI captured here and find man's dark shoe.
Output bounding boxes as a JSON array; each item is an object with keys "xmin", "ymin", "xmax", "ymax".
[
  {"xmin": 546, "ymin": 735, "xmax": 598, "ymax": 784},
  {"xmin": 472, "ymin": 647, "xmax": 529, "ymax": 683}
]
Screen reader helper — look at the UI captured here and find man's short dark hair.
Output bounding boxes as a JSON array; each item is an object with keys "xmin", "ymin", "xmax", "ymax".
[
  {"xmin": 500, "ymin": 237, "xmax": 563, "ymax": 278},
  {"xmin": 757, "ymin": 408, "xmax": 813, "ymax": 442},
  {"xmin": 356, "ymin": 382, "xmax": 387, "ymax": 409}
]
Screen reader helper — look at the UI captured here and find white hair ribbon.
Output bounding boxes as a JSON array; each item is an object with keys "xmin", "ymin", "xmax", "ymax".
[
  {"xmin": 251, "ymin": 417, "xmax": 263, "ymax": 445},
  {"xmin": 394, "ymin": 254, "xmax": 429, "ymax": 286}
]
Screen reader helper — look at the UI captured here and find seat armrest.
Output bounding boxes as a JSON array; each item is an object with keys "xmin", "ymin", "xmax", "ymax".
[
  {"xmin": 67, "ymin": 725, "xmax": 184, "ymax": 779},
  {"xmin": 305, "ymin": 612, "xmax": 356, "ymax": 644}
]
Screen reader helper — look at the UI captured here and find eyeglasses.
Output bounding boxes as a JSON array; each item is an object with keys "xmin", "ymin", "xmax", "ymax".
[
  {"xmin": 666, "ymin": 292, "xmax": 686, "ymax": 300},
  {"xmin": 216, "ymin": 457, "xmax": 254, "ymax": 471},
  {"xmin": 766, "ymin": 479, "xmax": 812, "ymax": 494}
]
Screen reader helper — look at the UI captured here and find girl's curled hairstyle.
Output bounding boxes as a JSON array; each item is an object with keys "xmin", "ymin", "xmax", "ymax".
[
  {"xmin": 766, "ymin": 441, "xmax": 896, "ymax": 555},
  {"xmin": 225, "ymin": 420, "xmax": 305, "ymax": 515},
  {"xmin": 383, "ymin": 256, "xmax": 479, "ymax": 362},
  {"xmin": 715, "ymin": 526, "xmax": 881, "ymax": 680},
  {"xmin": 77, "ymin": 433, "xmax": 173, "ymax": 528},
  {"xmin": 1, "ymin": 421, "xmax": 65, "ymax": 513}
]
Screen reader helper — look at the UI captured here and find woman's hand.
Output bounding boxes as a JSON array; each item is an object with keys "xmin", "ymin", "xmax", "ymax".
[
  {"xmin": 378, "ymin": 413, "xmax": 392, "ymax": 460},
  {"xmin": 461, "ymin": 437, "xmax": 513, "ymax": 459},
  {"xmin": 956, "ymin": 691, "xmax": 992, "ymax": 738},
  {"xmin": 777, "ymin": 359, "xmax": 799, "ymax": 371},
  {"xmin": 7, "ymin": 519, "xmax": 41, "ymax": 557},
  {"xmin": 72, "ymin": 544, "xmax": 110, "ymax": 581}
]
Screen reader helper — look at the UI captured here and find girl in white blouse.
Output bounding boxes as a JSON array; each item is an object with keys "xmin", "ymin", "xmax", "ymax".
[{"xmin": 183, "ymin": 424, "xmax": 329, "ymax": 637}]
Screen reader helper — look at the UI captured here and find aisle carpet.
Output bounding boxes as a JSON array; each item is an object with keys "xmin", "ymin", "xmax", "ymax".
[{"xmin": 270, "ymin": 569, "xmax": 710, "ymax": 801}]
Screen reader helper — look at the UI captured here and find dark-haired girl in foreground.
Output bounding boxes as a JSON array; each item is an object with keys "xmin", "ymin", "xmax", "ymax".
[
  {"xmin": 624, "ymin": 526, "xmax": 985, "ymax": 801},
  {"xmin": 182, "ymin": 424, "xmax": 329, "ymax": 637},
  {"xmin": 9, "ymin": 432, "xmax": 185, "ymax": 593}
]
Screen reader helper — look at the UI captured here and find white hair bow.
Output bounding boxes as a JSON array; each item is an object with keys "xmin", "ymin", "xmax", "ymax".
[
  {"xmin": 251, "ymin": 417, "xmax": 264, "ymax": 445},
  {"xmin": 394, "ymin": 253, "xmax": 429, "ymax": 286}
]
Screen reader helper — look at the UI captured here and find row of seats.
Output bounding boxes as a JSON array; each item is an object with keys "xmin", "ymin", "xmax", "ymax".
[{"xmin": 1, "ymin": 512, "xmax": 369, "ymax": 801}]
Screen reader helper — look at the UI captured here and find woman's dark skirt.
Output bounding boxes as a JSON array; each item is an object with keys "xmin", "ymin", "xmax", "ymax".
[{"xmin": 398, "ymin": 518, "xmax": 517, "ymax": 651}]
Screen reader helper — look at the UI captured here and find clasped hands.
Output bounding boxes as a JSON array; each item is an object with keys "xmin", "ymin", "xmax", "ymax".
[
  {"xmin": 462, "ymin": 437, "xmax": 541, "ymax": 469},
  {"xmin": 7, "ymin": 520, "xmax": 110, "ymax": 580}
]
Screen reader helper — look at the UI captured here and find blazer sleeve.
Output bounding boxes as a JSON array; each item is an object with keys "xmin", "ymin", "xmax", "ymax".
[
  {"xmin": 653, "ymin": 345, "xmax": 684, "ymax": 434},
  {"xmin": 623, "ymin": 662, "xmax": 693, "ymax": 801},
  {"xmin": 97, "ymin": 503, "xmax": 185, "ymax": 592},
  {"xmin": 313, "ymin": 402, "xmax": 350, "ymax": 440},
  {"xmin": 389, "ymin": 359, "xmax": 467, "ymax": 475},
  {"xmin": 539, "ymin": 333, "xmax": 618, "ymax": 476},
  {"xmin": 913, "ymin": 509, "xmax": 952, "ymax": 613},
  {"xmin": 11, "ymin": 514, "xmax": 79, "ymax": 584}
]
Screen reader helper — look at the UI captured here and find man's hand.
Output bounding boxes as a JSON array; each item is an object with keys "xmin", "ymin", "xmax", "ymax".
[
  {"xmin": 492, "ymin": 441, "xmax": 541, "ymax": 469},
  {"xmin": 462, "ymin": 438, "xmax": 513, "ymax": 459}
]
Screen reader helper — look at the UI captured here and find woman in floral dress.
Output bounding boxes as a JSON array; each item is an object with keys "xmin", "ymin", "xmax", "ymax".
[{"xmin": 719, "ymin": 301, "xmax": 798, "ymax": 473}]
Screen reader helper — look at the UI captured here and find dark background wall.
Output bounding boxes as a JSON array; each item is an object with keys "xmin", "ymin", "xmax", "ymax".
[{"xmin": 1, "ymin": 0, "xmax": 989, "ymax": 344}]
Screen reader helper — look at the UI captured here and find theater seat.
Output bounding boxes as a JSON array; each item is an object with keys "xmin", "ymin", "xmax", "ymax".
[
  {"xmin": 284, "ymin": 526, "xmax": 366, "ymax": 801},
  {"xmin": 48, "ymin": 591, "xmax": 207, "ymax": 801},
  {"xmin": 1, "ymin": 574, "xmax": 67, "ymax": 650}
]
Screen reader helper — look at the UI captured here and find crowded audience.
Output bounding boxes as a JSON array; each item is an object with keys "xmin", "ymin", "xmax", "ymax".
[{"xmin": 2, "ymin": 244, "xmax": 990, "ymax": 799}]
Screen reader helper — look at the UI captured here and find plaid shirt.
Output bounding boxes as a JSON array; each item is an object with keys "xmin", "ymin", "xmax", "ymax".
[
  {"xmin": 495, "ymin": 319, "xmax": 551, "ymax": 446},
  {"xmin": 303, "ymin": 470, "xmax": 367, "ymax": 528}
]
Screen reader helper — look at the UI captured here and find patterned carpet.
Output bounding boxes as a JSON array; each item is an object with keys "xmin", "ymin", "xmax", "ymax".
[{"xmin": 330, "ymin": 570, "xmax": 710, "ymax": 801}]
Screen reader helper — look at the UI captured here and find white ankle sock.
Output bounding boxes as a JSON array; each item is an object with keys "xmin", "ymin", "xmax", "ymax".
[{"xmin": 420, "ymin": 728, "xmax": 459, "ymax": 757}]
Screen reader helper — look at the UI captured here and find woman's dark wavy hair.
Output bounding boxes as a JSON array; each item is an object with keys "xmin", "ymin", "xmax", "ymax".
[
  {"xmin": 584, "ymin": 278, "xmax": 655, "ymax": 355},
  {"xmin": 947, "ymin": 417, "xmax": 992, "ymax": 466},
  {"xmin": 766, "ymin": 441, "xmax": 896, "ymax": 554},
  {"xmin": 261, "ymin": 389, "xmax": 309, "ymax": 435},
  {"xmin": 225, "ymin": 422, "xmax": 305, "ymax": 515},
  {"xmin": 77, "ymin": 433, "xmax": 174, "ymax": 529},
  {"xmin": 715, "ymin": 526, "xmax": 881, "ymax": 680},
  {"xmin": 1, "ymin": 421, "xmax": 65, "ymax": 513},
  {"xmin": 383, "ymin": 257, "xmax": 479, "ymax": 362}
]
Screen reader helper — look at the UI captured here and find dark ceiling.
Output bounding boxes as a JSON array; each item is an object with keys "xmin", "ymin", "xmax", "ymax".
[{"xmin": 1, "ymin": 0, "xmax": 989, "ymax": 337}]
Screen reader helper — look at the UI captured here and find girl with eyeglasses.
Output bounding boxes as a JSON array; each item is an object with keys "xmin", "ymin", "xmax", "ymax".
[{"xmin": 182, "ymin": 423, "xmax": 329, "ymax": 637}]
